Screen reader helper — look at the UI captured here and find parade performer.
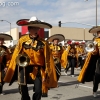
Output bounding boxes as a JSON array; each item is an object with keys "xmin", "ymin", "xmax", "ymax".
[
  {"xmin": 64, "ymin": 40, "xmax": 77, "ymax": 77},
  {"xmin": 77, "ymin": 26, "xmax": 100, "ymax": 97},
  {"xmin": 4, "ymin": 16, "xmax": 57, "ymax": 100},
  {"xmin": 77, "ymin": 42, "xmax": 86, "ymax": 69},
  {"xmin": 47, "ymin": 34, "xmax": 65, "ymax": 81},
  {"xmin": 0, "ymin": 33, "xmax": 12, "ymax": 95}
]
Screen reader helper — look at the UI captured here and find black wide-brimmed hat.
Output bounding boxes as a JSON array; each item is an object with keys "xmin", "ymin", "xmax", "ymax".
[
  {"xmin": 89, "ymin": 26, "xmax": 100, "ymax": 33},
  {"xmin": 47, "ymin": 34, "xmax": 65, "ymax": 42},
  {"xmin": 0, "ymin": 33, "xmax": 13, "ymax": 40},
  {"xmin": 16, "ymin": 16, "xmax": 52, "ymax": 29}
]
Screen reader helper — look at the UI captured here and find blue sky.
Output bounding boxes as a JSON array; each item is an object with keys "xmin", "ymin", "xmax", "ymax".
[{"xmin": 0, "ymin": 0, "xmax": 100, "ymax": 32}]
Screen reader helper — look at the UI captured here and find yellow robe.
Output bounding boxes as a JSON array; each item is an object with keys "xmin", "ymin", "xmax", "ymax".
[{"xmin": 4, "ymin": 34, "xmax": 57, "ymax": 88}]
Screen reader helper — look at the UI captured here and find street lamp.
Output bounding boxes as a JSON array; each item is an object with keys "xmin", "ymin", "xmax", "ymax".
[
  {"xmin": 0, "ymin": 20, "xmax": 11, "ymax": 35},
  {"xmin": 85, "ymin": 0, "xmax": 98, "ymax": 26}
]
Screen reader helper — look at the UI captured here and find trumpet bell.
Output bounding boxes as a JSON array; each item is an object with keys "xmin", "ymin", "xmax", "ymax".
[
  {"xmin": 85, "ymin": 41, "xmax": 95, "ymax": 52},
  {"xmin": 85, "ymin": 47, "xmax": 94, "ymax": 52},
  {"xmin": 16, "ymin": 54, "xmax": 30, "ymax": 67}
]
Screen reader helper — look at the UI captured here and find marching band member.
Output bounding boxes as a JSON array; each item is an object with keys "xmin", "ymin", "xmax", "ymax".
[
  {"xmin": 77, "ymin": 26, "xmax": 100, "ymax": 97},
  {"xmin": 77, "ymin": 42, "xmax": 86, "ymax": 69},
  {"xmin": 4, "ymin": 16, "xmax": 57, "ymax": 100},
  {"xmin": 0, "ymin": 33, "xmax": 12, "ymax": 95},
  {"xmin": 64, "ymin": 40, "xmax": 77, "ymax": 77},
  {"xmin": 47, "ymin": 34, "xmax": 65, "ymax": 81},
  {"xmin": 63, "ymin": 40, "xmax": 71, "ymax": 74}
]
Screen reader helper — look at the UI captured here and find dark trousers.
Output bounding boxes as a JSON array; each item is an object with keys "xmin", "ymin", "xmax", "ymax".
[
  {"xmin": 18, "ymin": 66, "xmax": 42, "ymax": 100},
  {"xmin": 0, "ymin": 69, "xmax": 5, "ymax": 93},
  {"xmin": 78, "ymin": 57, "xmax": 85, "ymax": 69},
  {"xmin": 93, "ymin": 73, "xmax": 100, "ymax": 92},
  {"xmin": 55, "ymin": 63, "xmax": 61, "ymax": 81},
  {"xmin": 19, "ymin": 77, "xmax": 42, "ymax": 100},
  {"xmin": 0, "ymin": 83, "xmax": 3, "ymax": 93},
  {"xmin": 65, "ymin": 56, "xmax": 76, "ymax": 75}
]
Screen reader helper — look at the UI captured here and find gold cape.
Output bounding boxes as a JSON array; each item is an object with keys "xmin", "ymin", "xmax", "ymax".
[
  {"xmin": 61, "ymin": 45, "xmax": 71, "ymax": 68},
  {"xmin": 77, "ymin": 52, "xmax": 92, "ymax": 82},
  {"xmin": 4, "ymin": 34, "xmax": 57, "ymax": 88}
]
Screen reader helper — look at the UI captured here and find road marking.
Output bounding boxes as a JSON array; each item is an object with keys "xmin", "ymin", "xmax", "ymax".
[
  {"xmin": 58, "ymin": 80, "xmax": 100, "ymax": 90},
  {"xmin": 79, "ymin": 84, "xmax": 100, "ymax": 90}
]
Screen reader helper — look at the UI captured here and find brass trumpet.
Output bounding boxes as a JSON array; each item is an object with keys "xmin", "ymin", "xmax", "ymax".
[{"xmin": 16, "ymin": 53, "xmax": 30, "ymax": 85}]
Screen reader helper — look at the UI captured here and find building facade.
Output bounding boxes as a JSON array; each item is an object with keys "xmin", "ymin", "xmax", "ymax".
[{"xmin": 49, "ymin": 26, "xmax": 94, "ymax": 41}]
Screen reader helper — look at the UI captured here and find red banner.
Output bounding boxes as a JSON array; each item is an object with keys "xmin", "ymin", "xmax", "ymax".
[{"xmin": 21, "ymin": 26, "xmax": 28, "ymax": 35}]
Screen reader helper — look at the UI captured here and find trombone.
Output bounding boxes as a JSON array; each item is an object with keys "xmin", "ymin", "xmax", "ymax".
[
  {"xmin": 16, "ymin": 53, "xmax": 30, "ymax": 85},
  {"xmin": 53, "ymin": 57, "xmax": 61, "ymax": 76}
]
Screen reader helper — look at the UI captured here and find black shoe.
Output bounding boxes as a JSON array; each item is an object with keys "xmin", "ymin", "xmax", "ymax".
[{"xmin": 42, "ymin": 93, "xmax": 48, "ymax": 97}]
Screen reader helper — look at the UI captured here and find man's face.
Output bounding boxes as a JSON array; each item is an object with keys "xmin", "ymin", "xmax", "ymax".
[
  {"xmin": 97, "ymin": 31, "xmax": 100, "ymax": 37},
  {"xmin": 0, "ymin": 38, "xmax": 4, "ymax": 46},
  {"xmin": 53, "ymin": 39, "xmax": 59, "ymax": 45},
  {"xmin": 29, "ymin": 26, "xmax": 40, "ymax": 37}
]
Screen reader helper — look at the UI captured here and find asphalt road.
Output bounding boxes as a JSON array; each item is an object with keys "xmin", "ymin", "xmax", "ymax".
[{"xmin": 1, "ymin": 68, "xmax": 100, "ymax": 100}]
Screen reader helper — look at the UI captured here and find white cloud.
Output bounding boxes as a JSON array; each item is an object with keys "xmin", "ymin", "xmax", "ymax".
[{"xmin": 0, "ymin": 0, "xmax": 100, "ymax": 33}]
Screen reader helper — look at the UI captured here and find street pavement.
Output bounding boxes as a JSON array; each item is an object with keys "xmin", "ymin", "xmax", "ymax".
[{"xmin": 1, "ymin": 68, "xmax": 100, "ymax": 100}]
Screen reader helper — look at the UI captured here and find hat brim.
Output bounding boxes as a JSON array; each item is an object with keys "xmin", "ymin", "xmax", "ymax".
[
  {"xmin": 89, "ymin": 26, "xmax": 100, "ymax": 33},
  {"xmin": 0, "ymin": 33, "xmax": 13, "ymax": 40},
  {"xmin": 16, "ymin": 19, "xmax": 52, "ymax": 29},
  {"xmin": 47, "ymin": 34, "xmax": 65, "ymax": 42}
]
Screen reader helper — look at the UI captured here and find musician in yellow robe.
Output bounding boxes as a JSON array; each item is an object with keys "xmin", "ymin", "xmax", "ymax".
[
  {"xmin": 77, "ymin": 26, "xmax": 100, "ymax": 97},
  {"xmin": 4, "ymin": 16, "xmax": 57, "ymax": 100},
  {"xmin": 0, "ymin": 33, "xmax": 12, "ymax": 95},
  {"xmin": 77, "ymin": 42, "xmax": 86, "ymax": 69},
  {"xmin": 62, "ymin": 40, "xmax": 71, "ymax": 75},
  {"xmin": 41, "ymin": 34, "xmax": 65, "ymax": 97},
  {"xmin": 47, "ymin": 34, "xmax": 65, "ymax": 81},
  {"xmin": 64, "ymin": 40, "xmax": 77, "ymax": 77}
]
